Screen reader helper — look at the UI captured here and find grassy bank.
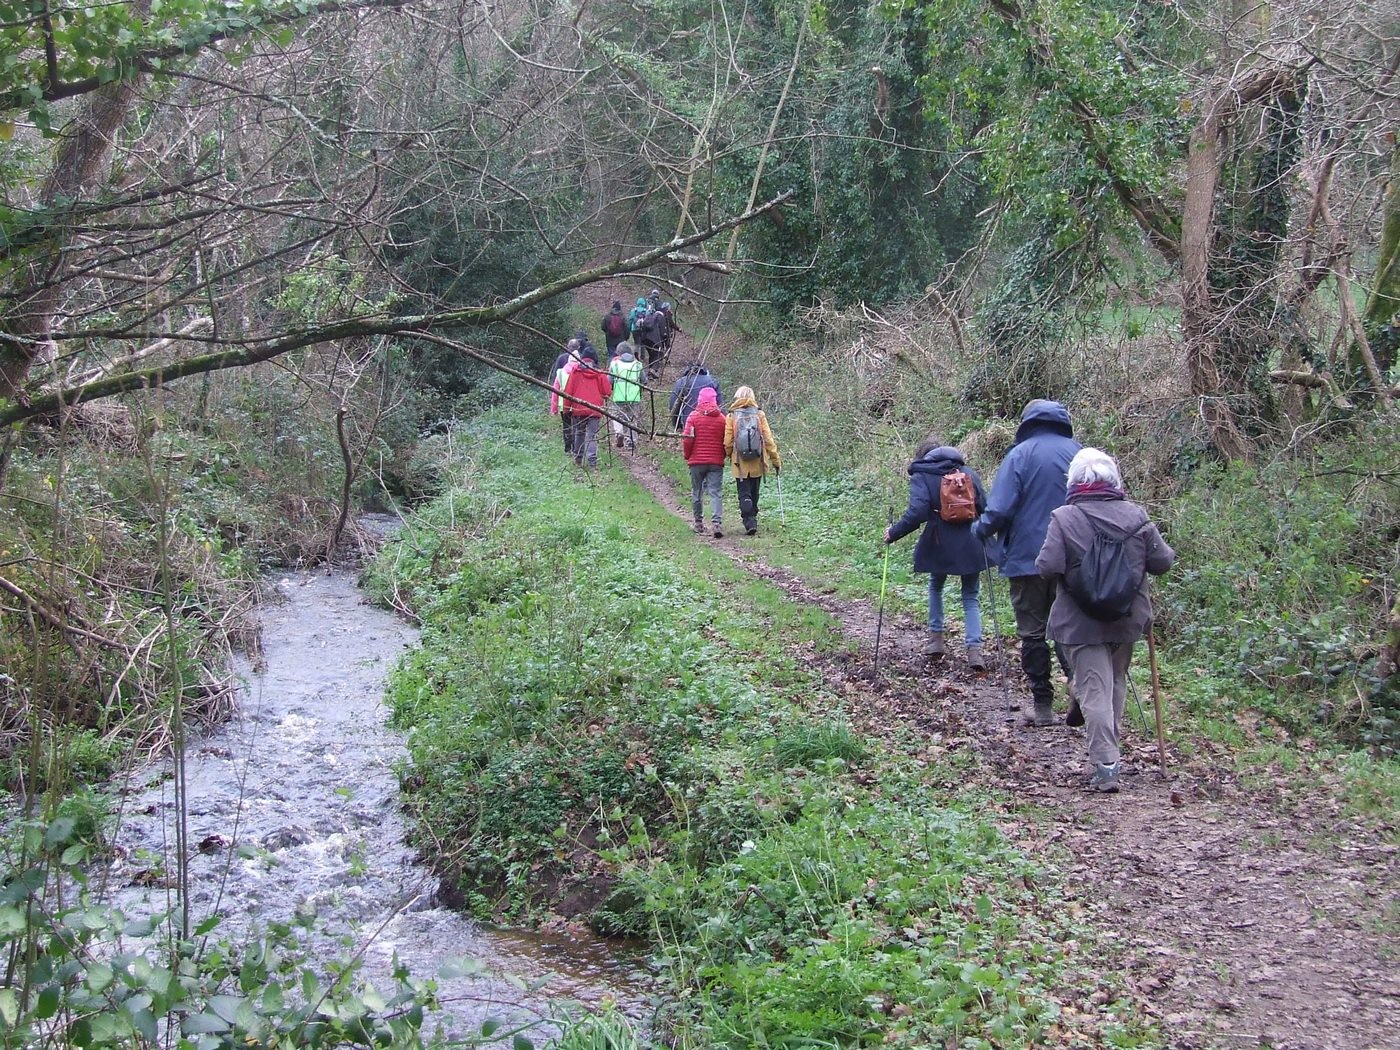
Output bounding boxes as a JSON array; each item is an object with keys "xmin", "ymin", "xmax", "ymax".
[{"xmin": 370, "ymin": 401, "xmax": 1158, "ymax": 1047}]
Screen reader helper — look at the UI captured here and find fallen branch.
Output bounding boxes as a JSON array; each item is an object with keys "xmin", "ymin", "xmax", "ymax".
[{"xmin": 0, "ymin": 573, "xmax": 125, "ymax": 649}]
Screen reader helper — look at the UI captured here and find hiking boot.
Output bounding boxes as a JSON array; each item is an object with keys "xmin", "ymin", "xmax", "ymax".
[
  {"xmin": 1025, "ymin": 700, "xmax": 1056, "ymax": 727},
  {"xmin": 616, "ymin": 435, "xmax": 624, "ymax": 448},
  {"xmin": 713, "ymin": 525, "xmax": 724, "ymax": 538},
  {"xmin": 746, "ymin": 525, "xmax": 758, "ymax": 536},
  {"xmin": 921, "ymin": 631, "xmax": 947, "ymax": 658},
  {"xmin": 693, "ymin": 520, "xmax": 705, "ymax": 534},
  {"xmin": 1088, "ymin": 762, "xmax": 1121, "ymax": 793},
  {"xmin": 966, "ymin": 645, "xmax": 987, "ymax": 671}
]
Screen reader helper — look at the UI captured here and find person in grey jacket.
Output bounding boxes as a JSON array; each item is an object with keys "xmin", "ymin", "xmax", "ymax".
[
  {"xmin": 1035, "ymin": 448, "xmax": 1174, "ymax": 793},
  {"xmin": 972, "ymin": 399, "xmax": 1082, "ymax": 725},
  {"xmin": 885, "ymin": 435, "xmax": 993, "ymax": 668}
]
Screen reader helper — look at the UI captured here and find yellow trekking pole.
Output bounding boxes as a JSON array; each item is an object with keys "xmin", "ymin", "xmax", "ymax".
[{"xmin": 874, "ymin": 511, "xmax": 893, "ymax": 680}]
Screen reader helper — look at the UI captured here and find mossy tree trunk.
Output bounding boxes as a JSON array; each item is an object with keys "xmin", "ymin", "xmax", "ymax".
[{"xmin": 1359, "ymin": 144, "xmax": 1400, "ymax": 385}]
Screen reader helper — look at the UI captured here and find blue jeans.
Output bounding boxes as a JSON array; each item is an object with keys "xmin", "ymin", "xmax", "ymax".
[{"xmin": 929, "ymin": 573, "xmax": 982, "ymax": 646}]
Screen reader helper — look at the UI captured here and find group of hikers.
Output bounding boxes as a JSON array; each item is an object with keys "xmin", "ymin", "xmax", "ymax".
[
  {"xmin": 600, "ymin": 288, "xmax": 683, "ymax": 371},
  {"xmin": 548, "ymin": 297, "xmax": 780, "ymax": 537},
  {"xmin": 551, "ymin": 310, "xmax": 1173, "ymax": 791},
  {"xmin": 885, "ymin": 399, "xmax": 1175, "ymax": 793}
]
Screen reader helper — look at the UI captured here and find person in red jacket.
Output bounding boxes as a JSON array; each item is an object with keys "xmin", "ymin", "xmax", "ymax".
[
  {"xmin": 562, "ymin": 346, "xmax": 613, "ymax": 469},
  {"xmin": 682, "ymin": 385, "xmax": 727, "ymax": 537}
]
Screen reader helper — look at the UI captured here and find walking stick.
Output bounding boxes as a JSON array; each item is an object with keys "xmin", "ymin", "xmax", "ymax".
[
  {"xmin": 1147, "ymin": 626, "xmax": 1167, "ymax": 774},
  {"xmin": 873, "ymin": 515, "xmax": 892, "ymax": 680},
  {"xmin": 777, "ymin": 471, "xmax": 786, "ymax": 524}
]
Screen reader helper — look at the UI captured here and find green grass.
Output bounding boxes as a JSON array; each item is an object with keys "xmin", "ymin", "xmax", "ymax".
[{"xmin": 371, "ymin": 400, "xmax": 1160, "ymax": 1048}]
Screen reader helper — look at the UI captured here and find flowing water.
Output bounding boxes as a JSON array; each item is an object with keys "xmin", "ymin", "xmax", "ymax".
[{"xmin": 107, "ymin": 544, "xmax": 647, "ymax": 1040}]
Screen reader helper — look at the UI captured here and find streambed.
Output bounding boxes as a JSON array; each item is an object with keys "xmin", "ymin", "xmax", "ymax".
[{"xmin": 108, "ymin": 548, "xmax": 645, "ymax": 1039}]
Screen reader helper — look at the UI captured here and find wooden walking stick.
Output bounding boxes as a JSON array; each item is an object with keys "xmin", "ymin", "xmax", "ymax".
[{"xmin": 1147, "ymin": 626, "xmax": 1167, "ymax": 774}]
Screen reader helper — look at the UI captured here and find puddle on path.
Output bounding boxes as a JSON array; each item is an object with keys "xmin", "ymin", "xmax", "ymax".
[{"xmin": 108, "ymin": 560, "xmax": 648, "ymax": 1039}]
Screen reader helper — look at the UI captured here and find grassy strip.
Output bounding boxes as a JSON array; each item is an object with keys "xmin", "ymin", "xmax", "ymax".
[{"xmin": 369, "ymin": 403, "xmax": 1159, "ymax": 1048}]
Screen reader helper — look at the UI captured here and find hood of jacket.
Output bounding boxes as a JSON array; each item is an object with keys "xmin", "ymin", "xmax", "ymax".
[
  {"xmin": 730, "ymin": 394, "xmax": 758, "ymax": 409},
  {"xmin": 617, "ymin": 351, "xmax": 635, "ymax": 363},
  {"xmin": 1014, "ymin": 399, "xmax": 1074, "ymax": 443},
  {"xmin": 908, "ymin": 446, "xmax": 965, "ymax": 476}
]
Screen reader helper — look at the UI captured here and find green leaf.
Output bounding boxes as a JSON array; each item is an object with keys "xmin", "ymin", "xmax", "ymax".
[
  {"xmin": 182, "ymin": 1011, "xmax": 231, "ymax": 1036},
  {"xmin": 0, "ymin": 988, "xmax": 18, "ymax": 1026}
]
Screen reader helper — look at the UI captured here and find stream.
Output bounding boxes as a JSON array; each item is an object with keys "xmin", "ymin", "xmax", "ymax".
[{"xmin": 107, "ymin": 542, "xmax": 647, "ymax": 1041}]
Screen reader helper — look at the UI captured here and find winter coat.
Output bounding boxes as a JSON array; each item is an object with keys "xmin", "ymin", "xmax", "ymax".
[
  {"xmin": 609, "ymin": 352, "xmax": 644, "ymax": 404},
  {"xmin": 601, "ymin": 309, "xmax": 628, "ymax": 345},
  {"xmin": 563, "ymin": 362, "xmax": 613, "ymax": 418},
  {"xmin": 1035, "ymin": 491, "xmax": 1175, "ymax": 645},
  {"xmin": 669, "ymin": 369, "xmax": 720, "ymax": 427},
  {"xmin": 974, "ymin": 400, "xmax": 1082, "ymax": 577},
  {"xmin": 682, "ymin": 405, "xmax": 727, "ymax": 465},
  {"xmin": 551, "ymin": 356, "xmax": 579, "ymax": 415},
  {"xmin": 722, "ymin": 397, "xmax": 781, "ymax": 479},
  {"xmin": 887, "ymin": 447, "xmax": 993, "ymax": 576},
  {"xmin": 548, "ymin": 352, "xmax": 571, "ymax": 415},
  {"xmin": 627, "ymin": 300, "xmax": 648, "ymax": 336}
]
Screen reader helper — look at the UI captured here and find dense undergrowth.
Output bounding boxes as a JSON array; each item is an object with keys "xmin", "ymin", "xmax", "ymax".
[{"xmin": 369, "ymin": 400, "xmax": 1159, "ymax": 1048}]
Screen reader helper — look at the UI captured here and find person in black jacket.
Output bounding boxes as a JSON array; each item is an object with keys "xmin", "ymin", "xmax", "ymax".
[{"xmin": 884, "ymin": 435, "xmax": 994, "ymax": 668}]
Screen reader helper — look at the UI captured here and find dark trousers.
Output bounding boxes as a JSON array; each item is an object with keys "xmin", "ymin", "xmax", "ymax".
[
  {"xmin": 560, "ymin": 413, "xmax": 573, "ymax": 453},
  {"xmin": 1008, "ymin": 575, "xmax": 1069, "ymax": 706},
  {"xmin": 736, "ymin": 476, "xmax": 761, "ymax": 530}
]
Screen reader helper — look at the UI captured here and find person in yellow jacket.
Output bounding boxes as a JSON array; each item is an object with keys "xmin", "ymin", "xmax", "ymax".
[{"xmin": 723, "ymin": 385, "xmax": 781, "ymax": 536}]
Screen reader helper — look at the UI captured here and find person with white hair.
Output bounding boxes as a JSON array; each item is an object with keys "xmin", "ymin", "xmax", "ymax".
[{"xmin": 1035, "ymin": 447, "xmax": 1175, "ymax": 793}]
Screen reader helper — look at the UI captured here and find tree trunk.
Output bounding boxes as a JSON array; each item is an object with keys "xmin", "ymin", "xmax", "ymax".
[{"xmin": 1, "ymin": 67, "xmax": 146, "ymax": 403}]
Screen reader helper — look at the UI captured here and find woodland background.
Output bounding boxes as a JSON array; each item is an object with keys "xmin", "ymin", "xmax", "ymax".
[{"xmin": 0, "ymin": 0, "xmax": 1397, "ymax": 1045}]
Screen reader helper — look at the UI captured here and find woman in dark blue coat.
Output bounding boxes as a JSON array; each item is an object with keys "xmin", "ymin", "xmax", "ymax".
[{"xmin": 884, "ymin": 435, "xmax": 993, "ymax": 667}]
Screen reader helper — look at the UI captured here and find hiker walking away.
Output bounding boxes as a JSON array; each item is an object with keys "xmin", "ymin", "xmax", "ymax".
[
  {"xmin": 562, "ymin": 346, "xmax": 612, "ymax": 469},
  {"xmin": 627, "ymin": 297, "xmax": 649, "ymax": 341},
  {"xmin": 552, "ymin": 338, "xmax": 582, "ymax": 455},
  {"xmin": 723, "ymin": 385, "xmax": 781, "ymax": 536},
  {"xmin": 659, "ymin": 301, "xmax": 684, "ymax": 366},
  {"xmin": 885, "ymin": 435, "xmax": 993, "ymax": 669},
  {"xmin": 602, "ymin": 299, "xmax": 628, "ymax": 355},
  {"xmin": 1035, "ymin": 448, "xmax": 1174, "ymax": 793},
  {"xmin": 669, "ymin": 363, "xmax": 720, "ymax": 429},
  {"xmin": 682, "ymin": 386, "xmax": 727, "ymax": 537},
  {"xmin": 635, "ymin": 304, "xmax": 666, "ymax": 373},
  {"xmin": 608, "ymin": 342, "xmax": 644, "ymax": 449},
  {"xmin": 971, "ymin": 399, "xmax": 1082, "ymax": 725}
]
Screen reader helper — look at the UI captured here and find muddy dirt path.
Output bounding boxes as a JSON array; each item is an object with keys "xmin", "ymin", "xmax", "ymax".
[
  {"xmin": 622, "ymin": 447, "xmax": 1399, "ymax": 1050},
  {"xmin": 108, "ymin": 549, "xmax": 645, "ymax": 1039}
]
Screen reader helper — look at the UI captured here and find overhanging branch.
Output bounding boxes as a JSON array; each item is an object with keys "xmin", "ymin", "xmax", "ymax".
[{"xmin": 0, "ymin": 190, "xmax": 792, "ymax": 428}]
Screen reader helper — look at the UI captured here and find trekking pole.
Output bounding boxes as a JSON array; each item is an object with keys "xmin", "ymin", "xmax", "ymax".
[
  {"xmin": 777, "ymin": 470, "xmax": 786, "ymax": 525},
  {"xmin": 1147, "ymin": 626, "xmax": 1168, "ymax": 774},
  {"xmin": 873, "ymin": 511, "xmax": 893, "ymax": 680},
  {"xmin": 983, "ymin": 567, "xmax": 1014, "ymax": 710},
  {"xmin": 1125, "ymin": 677, "xmax": 1154, "ymax": 736}
]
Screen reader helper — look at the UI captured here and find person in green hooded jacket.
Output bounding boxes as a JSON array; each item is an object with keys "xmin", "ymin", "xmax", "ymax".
[{"xmin": 608, "ymin": 342, "xmax": 645, "ymax": 449}]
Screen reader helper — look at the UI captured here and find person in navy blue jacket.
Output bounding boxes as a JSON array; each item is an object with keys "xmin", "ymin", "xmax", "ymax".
[
  {"xmin": 972, "ymin": 400, "xmax": 1082, "ymax": 725},
  {"xmin": 884, "ymin": 436, "xmax": 993, "ymax": 669}
]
